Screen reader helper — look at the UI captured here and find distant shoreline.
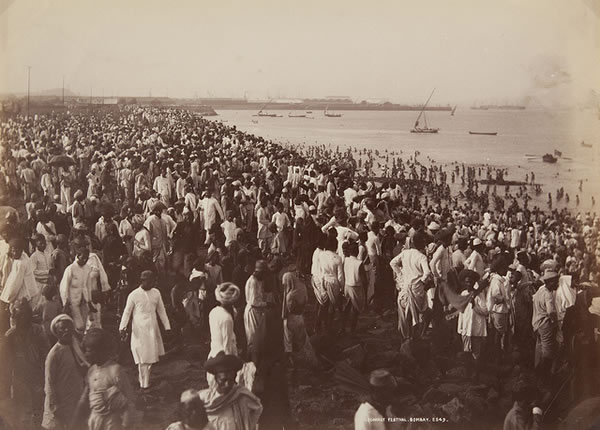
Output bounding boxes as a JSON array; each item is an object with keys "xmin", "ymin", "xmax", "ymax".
[{"xmin": 211, "ymin": 103, "xmax": 452, "ymax": 112}]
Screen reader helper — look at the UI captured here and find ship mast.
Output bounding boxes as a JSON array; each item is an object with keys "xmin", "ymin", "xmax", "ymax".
[{"xmin": 414, "ymin": 88, "xmax": 436, "ymax": 127}]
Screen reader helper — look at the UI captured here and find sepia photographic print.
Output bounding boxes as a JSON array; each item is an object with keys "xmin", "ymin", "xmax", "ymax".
[{"xmin": 1, "ymin": 0, "xmax": 600, "ymax": 429}]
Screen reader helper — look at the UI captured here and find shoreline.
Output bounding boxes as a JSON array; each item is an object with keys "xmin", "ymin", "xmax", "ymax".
[{"xmin": 234, "ymin": 122, "xmax": 596, "ymax": 215}]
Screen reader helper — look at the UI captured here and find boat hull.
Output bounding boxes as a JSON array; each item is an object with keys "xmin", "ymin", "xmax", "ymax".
[
  {"xmin": 469, "ymin": 131, "xmax": 497, "ymax": 135},
  {"xmin": 411, "ymin": 128, "xmax": 439, "ymax": 134}
]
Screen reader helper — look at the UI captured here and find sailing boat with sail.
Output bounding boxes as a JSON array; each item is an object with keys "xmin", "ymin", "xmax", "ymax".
[
  {"xmin": 253, "ymin": 100, "xmax": 282, "ymax": 117},
  {"xmin": 451, "ymin": 105, "xmax": 457, "ymax": 116},
  {"xmin": 410, "ymin": 89, "xmax": 440, "ymax": 133}
]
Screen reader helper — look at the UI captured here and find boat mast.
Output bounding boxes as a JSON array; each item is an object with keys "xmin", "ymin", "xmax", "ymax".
[
  {"xmin": 414, "ymin": 88, "xmax": 436, "ymax": 127},
  {"xmin": 258, "ymin": 100, "xmax": 270, "ymax": 114}
]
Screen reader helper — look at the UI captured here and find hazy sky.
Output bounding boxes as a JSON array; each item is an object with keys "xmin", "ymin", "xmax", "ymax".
[{"xmin": 1, "ymin": 0, "xmax": 599, "ymax": 106}]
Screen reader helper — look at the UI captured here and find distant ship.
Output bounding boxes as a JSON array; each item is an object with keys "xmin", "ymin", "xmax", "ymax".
[
  {"xmin": 472, "ymin": 105, "xmax": 526, "ymax": 110},
  {"xmin": 581, "ymin": 141, "xmax": 593, "ymax": 148},
  {"xmin": 288, "ymin": 112, "xmax": 307, "ymax": 118},
  {"xmin": 490, "ymin": 105, "xmax": 526, "ymax": 110},
  {"xmin": 469, "ymin": 131, "xmax": 497, "ymax": 136},
  {"xmin": 411, "ymin": 88, "xmax": 440, "ymax": 134},
  {"xmin": 324, "ymin": 106, "xmax": 342, "ymax": 117},
  {"xmin": 542, "ymin": 153, "xmax": 558, "ymax": 163}
]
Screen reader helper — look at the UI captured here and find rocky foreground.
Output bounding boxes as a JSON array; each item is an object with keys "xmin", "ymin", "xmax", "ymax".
[{"xmin": 116, "ymin": 299, "xmax": 575, "ymax": 430}]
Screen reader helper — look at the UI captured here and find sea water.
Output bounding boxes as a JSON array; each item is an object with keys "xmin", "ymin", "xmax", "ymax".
[{"xmin": 214, "ymin": 109, "xmax": 600, "ymax": 212}]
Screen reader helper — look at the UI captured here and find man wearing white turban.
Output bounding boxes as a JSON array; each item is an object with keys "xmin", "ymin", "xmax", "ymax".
[{"xmin": 209, "ymin": 282, "xmax": 240, "ymax": 359}]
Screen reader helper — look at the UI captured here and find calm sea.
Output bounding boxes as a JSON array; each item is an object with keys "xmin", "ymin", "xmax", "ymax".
[{"xmin": 214, "ymin": 109, "xmax": 600, "ymax": 212}]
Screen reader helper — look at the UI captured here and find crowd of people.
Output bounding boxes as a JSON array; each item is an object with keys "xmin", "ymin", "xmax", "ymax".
[{"xmin": 0, "ymin": 105, "xmax": 599, "ymax": 429}]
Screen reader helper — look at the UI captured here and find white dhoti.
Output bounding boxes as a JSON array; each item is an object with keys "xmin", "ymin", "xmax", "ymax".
[
  {"xmin": 71, "ymin": 301, "xmax": 89, "ymax": 333},
  {"xmin": 312, "ymin": 277, "xmax": 327, "ymax": 306},
  {"xmin": 244, "ymin": 305, "xmax": 267, "ymax": 359},
  {"xmin": 427, "ymin": 286, "xmax": 436, "ymax": 309},
  {"xmin": 367, "ymin": 259, "xmax": 377, "ymax": 304},
  {"xmin": 139, "ymin": 363, "xmax": 152, "ymax": 388}
]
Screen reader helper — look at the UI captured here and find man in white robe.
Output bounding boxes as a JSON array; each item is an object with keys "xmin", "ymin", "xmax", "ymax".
[
  {"xmin": 175, "ymin": 171, "xmax": 187, "ymax": 200},
  {"xmin": 119, "ymin": 270, "xmax": 171, "ymax": 389},
  {"xmin": 244, "ymin": 261, "xmax": 269, "ymax": 366},
  {"xmin": 0, "ymin": 239, "xmax": 37, "ymax": 329},
  {"xmin": 465, "ymin": 238, "xmax": 486, "ymax": 277},
  {"xmin": 203, "ymin": 191, "xmax": 225, "ymax": 243},
  {"xmin": 144, "ymin": 202, "xmax": 169, "ymax": 272},
  {"xmin": 59, "ymin": 248, "xmax": 92, "ymax": 333},
  {"xmin": 389, "ymin": 231, "xmax": 432, "ymax": 341},
  {"xmin": 30, "ymin": 235, "xmax": 51, "ymax": 312},
  {"xmin": 153, "ymin": 170, "xmax": 172, "ymax": 206}
]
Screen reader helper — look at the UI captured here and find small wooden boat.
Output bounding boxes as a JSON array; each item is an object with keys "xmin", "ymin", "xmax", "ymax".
[
  {"xmin": 288, "ymin": 112, "xmax": 307, "ymax": 118},
  {"xmin": 542, "ymin": 153, "xmax": 558, "ymax": 163},
  {"xmin": 581, "ymin": 141, "xmax": 593, "ymax": 148},
  {"xmin": 255, "ymin": 111, "xmax": 281, "ymax": 117},
  {"xmin": 251, "ymin": 120, "xmax": 258, "ymax": 124},
  {"xmin": 410, "ymin": 127, "xmax": 439, "ymax": 134},
  {"xmin": 554, "ymin": 149, "xmax": 562, "ymax": 157},
  {"xmin": 469, "ymin": 131, "xmax": 497, "ymax": 136},
  {"xmin": 253, "ymin": 100, "xmax": 282, "ymax": 117}
]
